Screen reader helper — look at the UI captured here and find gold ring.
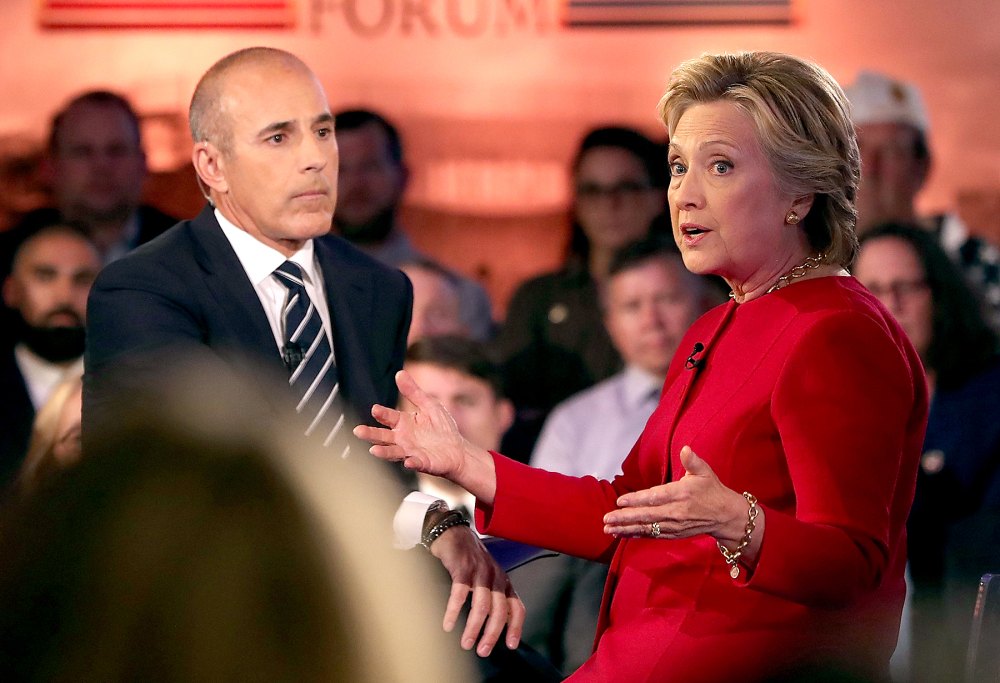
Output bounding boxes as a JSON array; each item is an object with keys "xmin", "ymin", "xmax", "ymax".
[{"xmin": 650, "ymin": 522, "xmax": 661, "ymax": 538}]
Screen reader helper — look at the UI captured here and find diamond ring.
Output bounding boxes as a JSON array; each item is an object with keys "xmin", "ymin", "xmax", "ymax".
[{"xmin": 650, "ymin": 521, "xmax": 661, "ymax": 538}]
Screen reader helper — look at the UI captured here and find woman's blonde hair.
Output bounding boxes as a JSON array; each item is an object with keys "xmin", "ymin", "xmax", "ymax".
[
  {"xmin": 658, "ymin": 51, "xmax": 860, "ymax": 268},
  {"xmin": 16, "ymin": 369, "xmax": 83, "ymax": 495}
]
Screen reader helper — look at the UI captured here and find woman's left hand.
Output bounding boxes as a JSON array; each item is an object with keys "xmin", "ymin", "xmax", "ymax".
[{"xmin": 603, "ymin": 446, "xmax": 754, "ymax": 546}]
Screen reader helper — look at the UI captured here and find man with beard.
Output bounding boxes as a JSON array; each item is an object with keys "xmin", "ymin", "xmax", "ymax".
[
  {"xmin": 332, "ymin": 109, "xmax": 495, "ymax": 340},
  {"xmin": 0, "ymin": 224, "xmax": 99, "ymax": 489}
]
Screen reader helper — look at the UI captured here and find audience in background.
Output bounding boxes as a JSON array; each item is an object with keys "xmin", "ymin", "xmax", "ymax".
[
  {"xmin": 0, "ymin": 361, "xmax": 471, "ymax": 683},
  {"xmin": 855, "ymin": 221, "xmax": 1000, "ymax": 683},
  {"xmin": 495, "ymin": 125, "xmax": 669, "ymax": 460},
  {"xmin": 519, "ymin": 237, "xmax": 721, "ymax": 673},
  {"xmin": 0, "ymin": 90, "xmax": 178, "ymax": 343},
  {"xmin": 400, "ymin": 259, "xmax": 468, "ymax": 345},
  {"xmin": 845, "ymin": 71, "xmax": 1000, "ymax": 327},
  {"xmin": 400, "ymin": 335, "xmax": 514, "ymax": 515},
  {"xmin": 1, "ymin": 90, "xmax": 176, "ymax": 271},
  {"xmin": 332, "ymin": 108, "xmax": 494, "ymax": 340},
  {"xmin": 0, "ymin": 224, "xmax": 98, "ymax": 490}
]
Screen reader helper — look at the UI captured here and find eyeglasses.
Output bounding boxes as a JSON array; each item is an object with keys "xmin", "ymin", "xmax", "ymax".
[
  {"xmin": 576, "ymin": 180, "xmax": 654, "ymax": 202},
  {"xmin": 863, "ymin": 279, "xmax": 929, "ymax": 301}
]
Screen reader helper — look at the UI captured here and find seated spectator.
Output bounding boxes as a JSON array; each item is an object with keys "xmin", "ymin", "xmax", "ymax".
[
  {"xmin": 0, "ymin": 360, "xmax": 471, "ymax": 683},
  {"xmin": 0, "ymin": 224, "xmax": 99, "ymax": 490},
  {"xmin": 400, "ymin": 259, "xmax": 468, "ymax": 345},
  {"xmin": 518, "ymin": 237, "xmax": 722, "ymax": 673},
  {"xmin": 400, "ymin": 335, "xmax": 514, "ymax": 515},
  {"xmin": 845, "ymin": 71, "xmax": 1000, "ymax": 328},
  {"xmin": 854, "ymin": 221, "xmax": 1000, "ymax": 683},
  {"xmin": 1, "ymin": 90, "xmax": 177, "ymax": 270},
  {"xmin": 0, "ymin": 90, "xmax": 178, "ymax": 344},
  {"xmin": 495, "ymin": 125, "xmax": 668, "ymax": 461},
  {"xmin": 333, "ymin": 108, "xmax": 494, "ymax": 341},
  {"xmin": 14, "ymin": 370, "xmax": 82, "ymax": 496}
]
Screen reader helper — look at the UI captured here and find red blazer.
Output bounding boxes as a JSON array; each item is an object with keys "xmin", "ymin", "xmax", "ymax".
[{"xmin": 479, "ymin": 277, "xmax": 928, "ymax": 682}]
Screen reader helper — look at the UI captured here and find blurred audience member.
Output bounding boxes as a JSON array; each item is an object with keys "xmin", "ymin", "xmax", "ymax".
[
  {"xmin": 846, "ymin": 71, "xmax": 1000, "ymax": 327},
  {"xmin": 401, "ymin": 335, "xmax": 514, "ymax": 515},
  {"xmin": 0, "ymin": 362, "xmax": 471, "ymax": 683},
  {"xmin": 13, "ymin": 370, "xmax": 82, "ymax": 497},
  {"xmin": 2, "ymin": 90, "xmax": 177, "ymax": 270},
  {"xmin": 333, "ymin": 108, "xmax": 494, "ymax": 340},
  {"xmin": 519, "ymin": 237, "xmax": 720, "ymax": 673},
  {"xmin": 0, "ymin": 91, "xmax": 179, "ymax": 342},
  {"xmin": 0, "ymin": 135, "xmax": 49, "ymax": 233},
  {"xmin": 495, "ymin": 125, "xmax": 668, "ymax": 460},
  {"xmin": 0, "ymin": 225, "xmax": 98, "ymax": 489},
  {"xmin": 855, "ymin": 221, "xmax": 1000, "ymax": 683},
  {"xmin": 400, "ymin": 259, "xmax": 468, "ymax": 345}
]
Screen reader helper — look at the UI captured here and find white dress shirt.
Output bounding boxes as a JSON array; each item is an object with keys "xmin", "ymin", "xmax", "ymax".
[
  {"xmin": 216, "ymin": 210, "xmax": 334, "ymax": 351},
  {"xmin": 14, "ymin": 345, "xmax": 83, "ymax": 410},
  {"xmin": 530, "ymin": 364, "xmax": 663, "ymax": 480}
]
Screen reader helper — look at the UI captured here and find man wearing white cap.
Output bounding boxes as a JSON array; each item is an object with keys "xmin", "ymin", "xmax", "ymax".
[{"xmin": 846, "ymin": 70, "xmax": 1000, "ymax": 327}]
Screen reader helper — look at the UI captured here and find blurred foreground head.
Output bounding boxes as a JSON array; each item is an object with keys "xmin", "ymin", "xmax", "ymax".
[{"xmin": 0, "ymin": 356, "xmax": 469, "ymax": 683}]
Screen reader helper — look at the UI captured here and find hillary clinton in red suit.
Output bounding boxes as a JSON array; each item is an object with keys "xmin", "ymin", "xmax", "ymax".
[{"xmin": 357, "ymin": 51, "xmax": 928, "ymax": 683}]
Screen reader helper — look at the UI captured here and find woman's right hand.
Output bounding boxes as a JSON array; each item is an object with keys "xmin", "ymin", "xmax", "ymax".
[{"xmin": 353, "ymin": 370, "xmax": 498, "ymax": 503}]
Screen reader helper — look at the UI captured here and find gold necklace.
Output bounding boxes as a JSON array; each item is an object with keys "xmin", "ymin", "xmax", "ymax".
[{"xmin": 729, "ymin": 254, "xmax": 825, "ymax": 301}]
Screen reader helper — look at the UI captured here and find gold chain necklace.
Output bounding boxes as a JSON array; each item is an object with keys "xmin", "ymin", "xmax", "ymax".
[{"xmin": 729, "ymin": 254, "xmax": 825, "ymax": 301}]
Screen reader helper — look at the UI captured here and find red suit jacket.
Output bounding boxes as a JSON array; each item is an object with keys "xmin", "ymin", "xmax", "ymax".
[{"xmin": 479, "ymin": 277, "xmax": 928, "ymax": 682}]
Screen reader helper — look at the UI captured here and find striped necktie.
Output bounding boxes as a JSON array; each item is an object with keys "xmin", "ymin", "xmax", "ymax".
[{"xmin": 273, "ymin": 261, "xmax": 347, "ymax": 455}]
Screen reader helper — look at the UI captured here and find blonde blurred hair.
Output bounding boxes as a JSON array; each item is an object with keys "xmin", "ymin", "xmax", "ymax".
[
  {"xmin": 16, "ymin": 369, "xmax": 83, "ymax": 495},
  {"xmin": 0, "ymin": 357, "xmax": 470, "ymax": 683},
  {"xmin": 658, "ymin": 51, "xmax": 861, "ymax": 268}
]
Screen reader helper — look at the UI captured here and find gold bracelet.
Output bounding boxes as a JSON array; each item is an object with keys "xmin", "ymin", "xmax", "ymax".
[{"xmin": 716, "ymin": 492, "xmax": 759, "ymax": 580}]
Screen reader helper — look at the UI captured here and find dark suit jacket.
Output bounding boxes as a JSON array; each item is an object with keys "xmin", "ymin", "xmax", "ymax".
[
  {"xmin": 0, "ymin": 344, "xmax": 34, "ymax": 490},
  {"xmin": 83, "ymin": 205, "xmax": 412, "ymax": 457}
]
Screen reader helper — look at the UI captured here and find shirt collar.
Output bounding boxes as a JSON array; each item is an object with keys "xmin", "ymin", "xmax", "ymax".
[
  {"xmin": 622, "ymin": 364, "xmax": 664, "ymax": 409},
  {"xmin": 215, "ymin": 209, "xmax": 318, "ymax": 286}
]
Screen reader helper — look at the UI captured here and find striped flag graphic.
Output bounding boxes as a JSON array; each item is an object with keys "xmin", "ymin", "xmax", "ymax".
[{"xmin": 39, "ymin": 0, "xmax": 296, "ymax": 30}]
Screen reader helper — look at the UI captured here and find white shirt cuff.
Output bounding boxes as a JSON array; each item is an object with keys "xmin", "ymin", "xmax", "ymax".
[{"xmin": 394, "ymin": 491, "xmax": 444, "ymax": 549}]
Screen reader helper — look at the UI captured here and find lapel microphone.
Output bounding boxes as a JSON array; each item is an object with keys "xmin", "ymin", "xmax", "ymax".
[
  {"xmin": 282, "ymin": 342, "xmax": 304, "ymax": 372},
  {"xmin": 684, "ymin": 342, "xmax": 705, "ymax": 370}
]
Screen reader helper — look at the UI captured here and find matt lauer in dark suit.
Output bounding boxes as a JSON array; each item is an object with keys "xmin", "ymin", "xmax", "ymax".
[{"xmin": 83, "ymin": 46, "xmax": 524, "ymax": 657}]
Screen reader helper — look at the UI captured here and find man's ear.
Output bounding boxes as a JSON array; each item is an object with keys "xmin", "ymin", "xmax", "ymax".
[
  {"xmin": 2, "ymin": 276, "xmax": 19, "ymax": 310},
  {"xmin": 497, "ymin": 398, "xmax": 515, "ymax": 435},
  {"xmin": 192, "ymin": 141, "xmax": 228, "ymax": 196}
]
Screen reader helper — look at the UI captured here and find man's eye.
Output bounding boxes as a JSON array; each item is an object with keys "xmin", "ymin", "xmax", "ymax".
[{"xmin": 269, "ymin": 134, "xmax": 285, "ymax": 144}]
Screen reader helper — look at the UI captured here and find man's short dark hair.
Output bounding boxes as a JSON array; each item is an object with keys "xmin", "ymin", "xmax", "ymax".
[
  {"xmin": 49, "ymin": 91, "xmax": 142, "ymax": 154},
  {"xmin": 607, "ymin": 235, "xmax": 682, "ymax": 279},
  {"xmin": 573, "ymin": 125, "xmax": 668, "ymax": 189},
  {"xmin": 405, "ymin": 335, "xmax": 505, "ymax": 398},
  {"xmin": 333, "ymin": 109, "xmax": 404, "ymax": 166}
]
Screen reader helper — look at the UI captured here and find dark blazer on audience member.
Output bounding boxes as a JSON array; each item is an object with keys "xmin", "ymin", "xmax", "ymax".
[
  {"xmin": 0, "ymin": 343, "xmax": 34, "ymax": 489},
  {"xmin": 83, "ymin": 205, "xmax": 413, "ymax": 452}
]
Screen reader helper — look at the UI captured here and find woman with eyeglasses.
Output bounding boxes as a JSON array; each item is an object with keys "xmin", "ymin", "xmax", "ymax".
[
  {"xmin": 495, "ymin": 126, "xmax": 669, "ymax": 460},
  {"xmin": 855, "ymin": 221, "xmax": 1000, "ymax": 683}
]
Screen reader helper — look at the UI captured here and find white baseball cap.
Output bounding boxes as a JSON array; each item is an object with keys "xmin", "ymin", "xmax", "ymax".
[{"xmin": 845, "ymin": 70, "xmax": 930, "ymax": 133}]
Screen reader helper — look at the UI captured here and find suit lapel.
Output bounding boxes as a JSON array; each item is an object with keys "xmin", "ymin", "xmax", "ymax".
[
  {"xmin": 314, "ymin": 236, "xmax": 378, "ymax": 418},
  {"xmin": 187, "ymin": 206, "xmax": 283, "ymax": 372}
]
